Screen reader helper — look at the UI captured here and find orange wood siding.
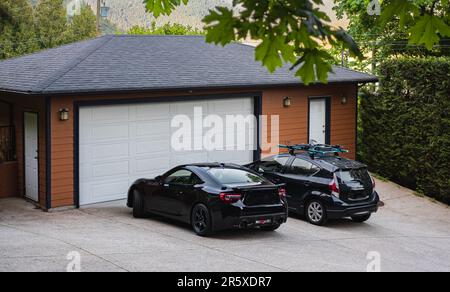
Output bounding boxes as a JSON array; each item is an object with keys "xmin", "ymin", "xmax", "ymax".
[
  {"xmin": 262, "ymin": 84, "xmax": 357, "ymax": 159},
  {"xmin": 49, "ymin": 85, "xmax": 358, "ymax": 208},
  {"xmin": 0, "ymin": 94, "xmax": 47, "ymax": 208}
]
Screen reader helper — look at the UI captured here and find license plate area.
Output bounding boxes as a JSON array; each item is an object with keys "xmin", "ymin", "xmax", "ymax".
[{"xmin": 255, "ymin": 218, "xmax": 272, "ymax": 225}]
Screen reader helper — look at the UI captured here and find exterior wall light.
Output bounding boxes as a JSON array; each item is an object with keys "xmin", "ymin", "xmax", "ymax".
[
  {"xmin": 283, "ymin": 96, "xmax": 292, "ymax": 107},
  {"xmin": 59, "ymin": 109, "xmax": 69, "ymax": 121},
  {"xmin": 341, "ymin": 94, "xmax": 348, "ymax": 105}
]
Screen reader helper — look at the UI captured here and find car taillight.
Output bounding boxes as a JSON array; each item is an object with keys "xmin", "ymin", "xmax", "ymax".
[
  {"xmin": 371, "ymin": 176, "xmax": 376, "ymax": 190},
  {"xmin": 279, "ymin": 188, "xmax": 287, "ymax": 198},
  {"xmin": 219, "ymin": 193, "xmax": 242, "ymax": 204},
  {"xmin": 329, "ymin": 173, "xmax": 340, "ymax": 198}
]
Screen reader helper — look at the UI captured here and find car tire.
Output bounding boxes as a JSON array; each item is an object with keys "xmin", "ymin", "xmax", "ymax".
[
  {"xmin": 305, "ymin": 200, "xmax": 328, "ymax": 226},
  {"xmin": 260, "ymin": 224, "xmax": 281, "ymax": 232},
  {"xmin": 191, "ymin": 204, "xmax": 213, "ymax": 237},
  {"xmin": 351, "ymin": 214, "xmax": 371, "ymax": 223},
  {"xmin": 132, "ymin": 190, "xmax": 147, "ymax": 219}
]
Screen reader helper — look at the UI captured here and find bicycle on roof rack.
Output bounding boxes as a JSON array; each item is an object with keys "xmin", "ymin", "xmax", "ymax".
[{"xmin": 278, "ymin": 143, "xmax": 349, "ymax": 158}]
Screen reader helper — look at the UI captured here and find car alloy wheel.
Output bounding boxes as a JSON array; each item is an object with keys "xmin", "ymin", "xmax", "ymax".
[
  {"xmin": 306, "ymin": 200, "xmax": 327, "ymax": 226},
  {"xmin": 192, "ymin": 204, "xmax": 212, "ymax": 236}
]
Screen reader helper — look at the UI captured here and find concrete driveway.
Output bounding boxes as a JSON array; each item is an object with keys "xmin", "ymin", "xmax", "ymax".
[{"xmin": 0, "ymin": 178, "xmax": 449, "ymax": 272}]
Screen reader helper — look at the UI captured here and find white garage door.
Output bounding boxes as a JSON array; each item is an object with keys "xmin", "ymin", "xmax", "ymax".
[{"xmin": 79, "ymin": 97, "xmax": 255, "ymax": 205}]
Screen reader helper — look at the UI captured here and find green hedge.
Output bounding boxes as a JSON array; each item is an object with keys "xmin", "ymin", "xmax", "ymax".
[{"xmin": 360, "ymin": 57, "xmax": 450, "ymax": 204}]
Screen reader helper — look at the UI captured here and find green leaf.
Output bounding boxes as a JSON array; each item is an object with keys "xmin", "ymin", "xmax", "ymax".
[
  {"xmin": 409, "ymin": 15, "xmax": 450, "ymax": 50},
  {"xmin": 203, "ymin": 7, "xmax": 236, "ymax": 46},
  {"xmin": 255, "ymin": 35, "xmax": 295, "ymax": 73},
  {"xmin": 144, "ymin": 0, "xmax": 189, "ymax": 17},
  {"xmin": 380, "ymin": 0, "xmax": 417, "ymax": 27},
  {"xmin": 294, "ymin": 49, "xmax": 333, "ymax": 85}
]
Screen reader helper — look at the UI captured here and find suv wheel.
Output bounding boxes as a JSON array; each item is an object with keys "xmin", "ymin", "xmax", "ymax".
[
  {"xmin": 351, "ymin": 214, "xmax": 371, "ymax": 223},
  {"xmin": 306, "ymin": 200, "xmax": 327, "ymax": 226},
  {"xmin": 191, "ymin": 204, "xmax": 213, "ymax": 237}
]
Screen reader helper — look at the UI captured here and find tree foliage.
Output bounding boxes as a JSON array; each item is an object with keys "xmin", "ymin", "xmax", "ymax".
[
  {"xmin": 128, "ymin": 21, "xmax": 203, "ymax": 35},
  {"xmin": 143, "ymin": 0, "xmax": 363, "ymax": 85},
  {"xmin": 333, "ymin": 0, "xmax": 450, "ymax": 72},
  {"xmin": 360, "ymin": 57, "xmax": 450, "ymax": 204},
  {"xmin": 0, "ymin": 0, "xmax": 97, "ymax": 60},
  {"xmin": 143, "ymin": 0, "xmax": 450, "ymax": 83}
]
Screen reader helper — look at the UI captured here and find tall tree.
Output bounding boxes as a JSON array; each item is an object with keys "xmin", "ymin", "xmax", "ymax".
[
  {"xmin": 67, "ymin": 4, "xmax": 97, "ymax": 42},
  {"xmin": 0, "ymin": 0, "xmax": 39, "ymax": 59},
  {"xmin": 34, "ymin": 0, "xmax": 69, "ymax": 49},
  {"xmin": 128, "ymin": 22, "xmax": 203, "ymax": 35}
]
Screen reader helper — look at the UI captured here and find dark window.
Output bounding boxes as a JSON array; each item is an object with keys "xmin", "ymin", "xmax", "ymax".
[
  {"xmin": 339, "ymin": 169, "xmax": 371, "ymax": 183},
  {"xmin": 208, "ymin": 168, "xmax": 267, "ymax": 185},
  {"xmin": 256, "ymin": 156, "xmax": 289, "ymax": 173},
  {"xmin": 288, "ymin": 158, "xmax": 320, "ymax": 176},
  {"xmin": 165, "ymin": 169, "xmax": 201, "ymax": 185}
]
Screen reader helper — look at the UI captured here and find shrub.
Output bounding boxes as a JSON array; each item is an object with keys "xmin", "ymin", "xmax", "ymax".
[{"xmin": 360, "ymin": 57, "xmax": 450, "ymax": 204}]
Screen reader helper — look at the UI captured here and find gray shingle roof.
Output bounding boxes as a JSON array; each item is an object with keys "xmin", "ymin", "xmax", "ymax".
[{"xmin": 0, "ymin": 35, "xmax": 377, "ymax": 95}]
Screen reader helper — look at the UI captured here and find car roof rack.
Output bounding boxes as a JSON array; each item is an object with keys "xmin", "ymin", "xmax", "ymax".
[{"xmin": 279, "ymin": 143, "xmax": 349, "ymax": 159}]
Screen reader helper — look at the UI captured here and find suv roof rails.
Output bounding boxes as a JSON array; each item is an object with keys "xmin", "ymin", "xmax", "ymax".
[{"xmin": 279, "ymin": 143, "xmax": 349, "ymax": 159}]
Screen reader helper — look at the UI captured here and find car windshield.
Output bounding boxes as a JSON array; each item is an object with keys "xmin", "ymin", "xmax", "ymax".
[
  {"xmin": 339, "ymin": 168, "xmax": 371, "ymax": 183},
  {"xmin": 207, "ymin": 168, "xmax": 267, "ymax": 185}
]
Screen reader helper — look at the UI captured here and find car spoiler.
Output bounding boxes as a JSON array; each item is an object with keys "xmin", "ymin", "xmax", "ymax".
[{"xmin": 231, "ymin": 184, "xmax": 285, "ymax": 192}]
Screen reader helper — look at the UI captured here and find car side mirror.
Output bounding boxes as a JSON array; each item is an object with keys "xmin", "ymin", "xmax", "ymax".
[{"xmin": 155, "ymin": 176, "xmax": 163, "ymax": 183}]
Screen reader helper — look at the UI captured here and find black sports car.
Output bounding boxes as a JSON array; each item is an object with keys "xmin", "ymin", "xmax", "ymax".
[
  {"xmin": 246, "ymin": 150, "xmax": 379, "ymax": 226},
  {"xmin": 127, "ymin": 163, "xmax": 288, "ymax": 236}
]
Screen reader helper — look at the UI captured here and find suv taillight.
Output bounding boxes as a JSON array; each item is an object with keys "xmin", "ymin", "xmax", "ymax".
[
  {"xmin": 279, "ymin": 188, "xmax": 287, "ymax": 199},
  {"xmin": 219, "ymin": 193, "xmax": 242, "ymax": 204},
  {"xmin": 371, "ymin": 176, "xmax": 376, "ymax": 190},
  {"xmin": 329, "ymin": 173, "xmax": 340, "ymax": 198}
]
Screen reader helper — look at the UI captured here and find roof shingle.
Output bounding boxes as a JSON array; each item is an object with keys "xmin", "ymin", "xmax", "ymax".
[{"xmin": 0, "ymin": 35, "xmax": 377, "ymax": 95}]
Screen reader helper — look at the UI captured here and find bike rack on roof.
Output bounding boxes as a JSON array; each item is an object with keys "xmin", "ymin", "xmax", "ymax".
[{"xmin": 279, "ymin": 143, "xmax": 349, "ymax": 159}]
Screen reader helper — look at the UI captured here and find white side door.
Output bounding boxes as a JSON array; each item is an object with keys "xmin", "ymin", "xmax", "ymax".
[
  {"xmin": 309, "ymin": 98, "xmax": 327, "ymax": 144},
  {"xmin": 24, "ymin": 112, "xmax": 39, "ymax": 202}
]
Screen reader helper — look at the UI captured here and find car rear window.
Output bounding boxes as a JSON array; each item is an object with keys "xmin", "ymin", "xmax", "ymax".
[
  {"xmin": 339, "ymin": 168, "xmax": 371, "ymax": 183},
  {"xmin": 207, "ymin": 168, "xmax": 267, "ymax": 185}
]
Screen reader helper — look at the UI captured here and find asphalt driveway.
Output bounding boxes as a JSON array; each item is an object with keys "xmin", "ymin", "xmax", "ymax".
[{"xmin": 0, "ymin": 178, "xmax": 449, "ymax": 272}]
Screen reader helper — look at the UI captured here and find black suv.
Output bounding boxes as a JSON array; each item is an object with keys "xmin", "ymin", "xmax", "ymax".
[{"xmin": 246, "ymin": 147, "xmax": 379, "ymax": 226}]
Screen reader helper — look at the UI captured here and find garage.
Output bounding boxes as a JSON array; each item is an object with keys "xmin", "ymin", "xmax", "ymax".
[
  {"xmin": 78, "ymin": 97, "xmax": 256, "ymax": 205},
  {"xmin": 0, "ymin": 34, "xmax": 377, "ymax": 210}
]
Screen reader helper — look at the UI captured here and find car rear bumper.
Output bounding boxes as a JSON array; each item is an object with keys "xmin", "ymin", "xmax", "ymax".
[
  {"xmin": 234, "ymin": 212, "xmax": 288, "ymax": 229},
  {"xmin": 326, "ymin": 192, "xmax": 380, "ymax": 219},
  {"xmin": 210, "ymin": 203, "xmax": 288, "ymax": 231}
]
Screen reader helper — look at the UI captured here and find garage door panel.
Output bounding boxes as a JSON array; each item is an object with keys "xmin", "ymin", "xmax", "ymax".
[
  {"xmin": 92, "ymin": 161, "xmax": 129, "ymax": 178},
  {"xmin": 135, "ymin": 121, "xmax": 171, "ymax": 138},
  {"xmin": 136, "ymin": 103, "xmax": 170, "ymax": 120},
  {"xmin": 79, "ymin": 97, "xmax": 255, "ymax": 206},
  {"xmin": 91, "ymin": 106, "xmax": 130, "ymax": 123},
  {"xmin": 136, "ymin": 157, "xmax": 170, "ymax": 173},
  {"xmin": 90, "ymin": 143, "xmax": 130, "ymax": 161}
]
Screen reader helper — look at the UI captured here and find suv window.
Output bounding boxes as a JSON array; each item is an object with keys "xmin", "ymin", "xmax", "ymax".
[
  {"xmin": 165, "ymin": 169, "xmax": 201, "ymax": 185},
  {"xmin": 257, "ymin": 156, "xmax": 289, "ymax": 173},
  {"xmin": 288, "ymin": 158, "xmax": 320, "ymax": 176}
]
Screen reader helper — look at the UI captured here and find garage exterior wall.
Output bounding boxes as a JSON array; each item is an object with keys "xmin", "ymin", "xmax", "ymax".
[
  {"xmin": 0, "ymin": 93, "xmax": 47, "ymax": 208},
  {"xmin": 48, "ymin": 84, "xmax": 357, "ymax": 209}
]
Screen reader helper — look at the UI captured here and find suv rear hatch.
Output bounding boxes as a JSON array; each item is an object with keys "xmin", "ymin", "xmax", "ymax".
[{"xmin": 337, "ymin": 168, "xmax": 374, "ymax": 203}]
